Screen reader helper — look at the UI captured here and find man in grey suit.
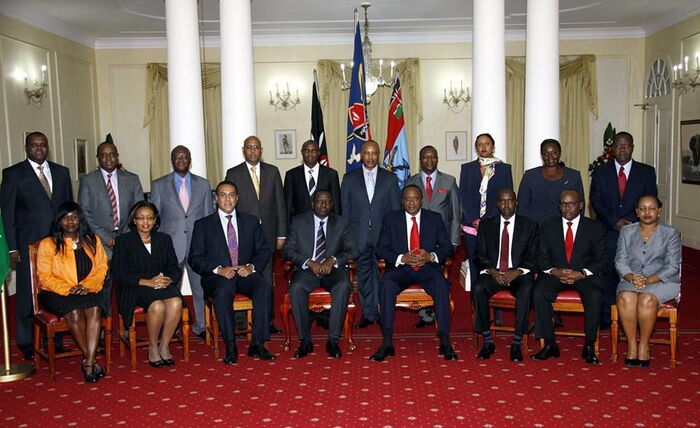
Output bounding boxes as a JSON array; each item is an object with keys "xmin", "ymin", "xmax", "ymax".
[
  {"xmin": 341, "ymin": 140, "xmax": 402, "ymax": 327},
  {"xmin": 282, "ymin": 190, "xmax": 358, "ymax": 359},
  {"xmin": 405, "ymin": 145, "xmax": 461, "ymax": 328},
  {"xmin": 225, "ymin": 135, "xmax": 287, "ymax": 333},
  {"xmin": 78, "ymin": 141, "xmax": 144, "ymax": 257},
  {"xmin": 150, "ymin": 146, "xmax": 214, "ymax": 339}
]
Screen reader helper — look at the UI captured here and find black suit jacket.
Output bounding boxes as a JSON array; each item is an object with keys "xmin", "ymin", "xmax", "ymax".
[
  {"xmin": 282, "ymin": 212, "xmax": 358, "ymax": 269},
  {"xmin": 224, "ymin": 162, "xmax": 287, "ymax": 249},
  {"xmin": 539, "ymin": 216, "xmax": 609, "ymax": 285},
  {"xmin": 376, "ymin": 209, "xmax": 453, "ymax": 270},
  {"xmin": 188, "ymin": 211, "xmax": 271, "ymax": 283},
  {"xmin": 459, "ymin": 160, "xmax": 513, "ymax": 226},
  {"xmin": 283, "ymin": 164, "xmax": 341, "ymax": 223},
  {"xmin": 476, "ymin": 214, "xmax": 539, "ymax": 272},
  {"xmin": 1, "ymin": 159, "xmax": 73, "ymax": 251},
  {"xmin": 111, "ymin": 230, "xmax": 182, "ymax": 327}
]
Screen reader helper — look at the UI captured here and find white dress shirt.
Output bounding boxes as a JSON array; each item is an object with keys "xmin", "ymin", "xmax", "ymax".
[
  {"xmin": 543, "ymin": 215, "xmax": 591, "ymax": 276},
  {"xmin": 214, "ymin": 208, "xmax": 253, "ymax": 273},
  {"xmin": 28, "ymin": 158, "xmax": 52, "ymax": 191},
  {"xmin": 615, "ymin": 159, "xmax": 633, "ymax": 180},
  {"xmin": 396, "ymin": 211, "xmax": 438, "ymax": 266},
  {"xmin": 306, "ymin": 163, "xmax": 319, "ymax": 193},
  {"xmin": 246, "ymin": 161, "xmax": 260, "ymax": 185},
  {"xmin": 302, "ymin": 215, "xmax": 338, "ymax": 269},
  {"xmin": 100, "ymin": 168, "xmax": 120, "ymax": 223},
  {"xmin": 362, "ymin": 165, "xmax": 377, "ymax": 201}
]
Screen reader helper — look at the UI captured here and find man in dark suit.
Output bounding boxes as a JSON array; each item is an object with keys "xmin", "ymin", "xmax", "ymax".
[
  {"xmin": 370, "ymin": 185, "xmax": 457, "ymax": 361},
  {"xmin": 282, "ymin": 190, "xmax": 358, "ymax": 358},
  {"xmin": 1, "ymin": 132, "xmax": 73, "ymax": 359},
  {"xmin": 151, "ymin": 146, "xmax": 214, "ymax": 339},
  {"xmin": 188, "ymin": 181, "xmax": 274, "ymax": 364},
  {"xmin": 340, "ymin": 140, "xmax": 401, "ymax": 327},
  {"xmin": 78, "ymin": 141, "xmax": 144, "ymax": 257},
  {"xmin": 283, "ymin": 139, "xmax": 341, "ymax": 223},
  {"xmin": 531, "ymin": 190, "xmax": 609, "ymax": 365},
  {"xmin": 590, "ymin": 131, "xmax": 657, "ymax": 327},
  {"xmin": 473, "ymin": 189, "xmax": 538, "ymax": 362},
  {"xmin": 225, "ymin": 135, "xmax": 287, "ymax": 333},
  {"xmin": 405, "ymin": 145, "xmax": 460, "ymax": 328}
]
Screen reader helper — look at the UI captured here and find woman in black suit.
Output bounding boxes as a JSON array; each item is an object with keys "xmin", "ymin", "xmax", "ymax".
[{"xmin": 112, "ymin": 201, "xmax": 183, "ymax": 367}]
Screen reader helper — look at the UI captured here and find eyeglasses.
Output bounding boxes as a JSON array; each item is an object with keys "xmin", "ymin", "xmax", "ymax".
[
  {"xmin": 559, "ymin": 201, "xmax": 581, "ymax": 208},
  {"xmin": 134, "ymin": 216, "xmax": 156, "ymax": 222},
  {"xmin": 301, "ymin": 148, "xmax": 319, "ymax": 153}
]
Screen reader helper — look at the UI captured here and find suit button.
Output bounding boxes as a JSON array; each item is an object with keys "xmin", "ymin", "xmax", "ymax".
[{"xmin": 185, "ymin": 215, "xmax": 188, "ymax": 218}]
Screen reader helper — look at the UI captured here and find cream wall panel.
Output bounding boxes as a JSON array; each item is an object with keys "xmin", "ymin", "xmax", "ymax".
[{"xmin": 590, "ymin": 56, "xmax": 630, "ymax": 162}]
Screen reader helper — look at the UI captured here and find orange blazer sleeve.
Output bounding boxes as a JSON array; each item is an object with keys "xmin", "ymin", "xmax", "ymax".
[
  {"xmin": 80, "ymin": 236, "xmax": 108, "ymax": 293},
  {"xmin": 37, "ymin": 238, "xmax": 76, "ymax": 296}
]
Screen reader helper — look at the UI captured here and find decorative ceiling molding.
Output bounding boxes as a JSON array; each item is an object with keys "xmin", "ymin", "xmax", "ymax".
[
  {"xmin": 0, "ymin": 3, "xmax": 95, "ymax": 48},
  {"xmin": 643, "ymin": 4, "xmax": 700, "ymax": 36}
]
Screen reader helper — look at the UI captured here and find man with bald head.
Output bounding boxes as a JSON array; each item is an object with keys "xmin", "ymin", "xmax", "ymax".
[
  {"xmin": 472, "ymin": 189, "xmax": 538, "ymax": 362},
  {"xmin": 151, "ymin": 145, "xmax": 214, "ymax": 339},
  {"xmin": 341, "ymin": 140, "xmax": 401, "ymax": 327},
  {"xmin": 225, "ymin": 135, "xmax": 287, "ymax": 333}
]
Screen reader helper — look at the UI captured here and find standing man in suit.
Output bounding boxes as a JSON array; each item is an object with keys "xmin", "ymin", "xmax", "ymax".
[
  {"xmin": 282, "ymin": 190, "xmax": 358, "ymax": 358},
  {"xmin": 150, "ymin": 145, "xmax": 214, "ymax": 340},
  {"xmin": 341, "ymin": 140, "xmax": 401, "ymax": 328},
  {"xmin": 405, "ymin": 145, "xmax": 460, "ymax": 328},
  {"xmin": 78, "ymin": 141, "xmax": 144, "ymax": 257},
  {"xmin": 284, "ymin": 139, "xmax": 341, "ymax": 223},
  {"xmin": 225, "ymin": 135, "xmax": 286, "ymax": 334},
  {"xmin": 370, "ymin": 185, "xmax": 457, "ymax": 361},
  {"xmin": 590, "ymin": 131, "xmax": 657, "ymax": 328},
  {"xmin": 531, "ymin": 190, "xmax": 609, "ymax": 364},
  {"xmin": 1, "ymin": 131, "xmax": 73, "ymax": 359},
  {"xmin": 473, "ymin": 189, "xmax": 539, "ymax": 362},
  {"xmin": 188, "ymin": 181, "xmax": 274, "ymax": 364}
]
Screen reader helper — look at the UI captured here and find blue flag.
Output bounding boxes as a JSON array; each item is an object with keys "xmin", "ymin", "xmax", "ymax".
[{"xmin": 345, "ymin": 20, "xmax": 370, "ymax": 172}]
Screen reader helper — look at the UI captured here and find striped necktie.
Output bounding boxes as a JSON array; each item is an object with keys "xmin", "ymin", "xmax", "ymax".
[
  {"xmin": 106, "ymin": 173, "xmax": 119, "ymax": 229},
  {"xmin": 314, "ymin": 221, "xmax": 326, "ymax": 262}
]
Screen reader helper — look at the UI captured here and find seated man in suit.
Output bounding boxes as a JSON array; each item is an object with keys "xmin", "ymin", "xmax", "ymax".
[
  {"xmin": 188, "ymin": 181, "xmax": 275, "ymax": 364},
  {"xmin": 370, "ymin": 185, "xmax": 457, "ymax": 361},
  {"xmin": 473, "ymin": 189, "xmax": 539, "ymax": 362},
  {"xmin": 531, "ymin": 190, "xmax": 609, "ymax": 365},
  {"xmin": 282, "ymin": 190, "xmax": 359, "ymax": 359}
]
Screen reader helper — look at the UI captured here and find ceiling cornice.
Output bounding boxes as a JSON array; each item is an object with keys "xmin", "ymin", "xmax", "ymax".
[
  {"xmin": 0, "ymin": 3, "xmax": 95, "ymax": 48},
  {"xmin": 643, "ymin": 4, "xmax": 700, "ymax": 36}
]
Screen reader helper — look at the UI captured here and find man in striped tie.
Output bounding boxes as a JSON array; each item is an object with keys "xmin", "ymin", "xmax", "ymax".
[{"xmin": 282, "ymin": 190, "xmax": 358, "ymax": 359}]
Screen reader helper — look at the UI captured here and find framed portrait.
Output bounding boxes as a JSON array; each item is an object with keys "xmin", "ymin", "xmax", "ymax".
[
  {"xmin": 274, "ymin": 129, "xmax": 296, "ymax": 159},
  {"xmin": 74, "ymin": 138, "xmax": 88, "ymax": 177},
  {"xmin": 680, "ymin": 119, "xmax": 700, "ymax": 185},
  {"xmin": 445, "ymin": 131, "xmax": 468, "ymax": 161}
]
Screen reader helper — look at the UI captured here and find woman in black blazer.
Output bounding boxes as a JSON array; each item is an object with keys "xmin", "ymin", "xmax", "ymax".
[{"xmin": 112, "ymin": 201, "xmax": 183, "ymax": 367}]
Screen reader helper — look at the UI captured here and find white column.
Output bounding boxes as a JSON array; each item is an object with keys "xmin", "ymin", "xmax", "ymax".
[
  {"xmin": 472, "ymin": 0, "xmax": 506, "ymax": 160},
  {"xmin": 524, "ymin": 0, "xmax": 560, "ymax": 170},
  {"xmin": 165, "ymin": 0, "xmax": 206, "ymax": 177},
  {"xmin": 220, "ymin": 0, "xmax": 257, "ymax": 172}
]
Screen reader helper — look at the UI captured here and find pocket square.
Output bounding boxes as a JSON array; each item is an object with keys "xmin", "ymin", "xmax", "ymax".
[{"xmin": 437, "ymin": 189, "xmax": 447, "ymax": 193}]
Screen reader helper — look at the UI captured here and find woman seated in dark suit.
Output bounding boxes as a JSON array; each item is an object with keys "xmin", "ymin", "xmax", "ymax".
[
  {"xmin": 112, "ymin": 201, "xmax": 183, "ymax": 367},
  {"xmin": 37, "ymin": 201, "xmax": 108, "ymax": 382},
  {"xmin": 615, "ymin": 195, "xmax": 681, "ymax": 368}
]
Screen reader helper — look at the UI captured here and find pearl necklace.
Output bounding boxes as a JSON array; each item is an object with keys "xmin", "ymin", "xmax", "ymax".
[{"xmin": 71, "ymin": 238, "xmax": 80, "ymax": 250}]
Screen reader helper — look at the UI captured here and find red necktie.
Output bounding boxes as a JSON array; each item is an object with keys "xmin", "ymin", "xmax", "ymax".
[
  {"xmin": 410, "ymin": 216, "xmax": 420, "ymax": 271},
  {"xmin": 618, "ymin": 166, "xmax": 627, "ymax": 198},
  {"xmin": 499, "ymin": 221, "xmax": 510, "ymax": 272},
  {"xmin": 565, "ymin": 221, "xmax": 574, "ymax": 263},
  {"xmin": 425, "ymin": 176, "xmax": 433, "ymax": 201}
]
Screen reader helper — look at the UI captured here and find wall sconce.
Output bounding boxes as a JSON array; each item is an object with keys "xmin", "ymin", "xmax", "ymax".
[
  {"xmin": 21, "ymin": 65, "xmax": 48, "ymax": 107},
  {"xmin": 672, "ymin": 54, "xmax": 700, "ymax": 94},
  {"xmin": 443, "ymin": 80, "xmax": 471, "ymax": 113},
  {"xmin": 269, "ymin": 82, "xmax": 301, "ymax": 111}
]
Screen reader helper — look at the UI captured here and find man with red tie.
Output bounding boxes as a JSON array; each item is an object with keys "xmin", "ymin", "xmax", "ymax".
[
  {"xmin": 590, "ymin": 132, "xmax": 657, "ymax": 328},
  {"xmin": 531, "ymin": 190, "xmax": 609, "ymax": 364},
  {"xmin": 370, "ymin": 185, "xmax": 456, "ymax": 361},
  {"xmin": 473, "ymin": 189, "xmax": 539, "ymax": 362}
]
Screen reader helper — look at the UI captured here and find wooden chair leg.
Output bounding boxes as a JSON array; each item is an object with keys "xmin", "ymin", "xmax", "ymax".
[
  {"xmin": 33, "ymin": 323, "xmax": 41, "ymax": 369},
  {"xmin": 47, "ymin": 326, "xmax": 56, "ymax": 382},
  {"xmin": 119, "ymin": 316, "xmax": 126, "ymax": 358},
  {"xmin": 611, "ymin": 304, "xmax": 619, "ymax": 362},
  {"xmin": 245, "ymin": 309, "xmax": 253, "ymax": 343},
  {"xmin": 280, "ymin": 294, "xmax": 292, "ymax": 351},
  {"xmin": 181, "ymin": 308, "xmax": 190, "ymax": 362},
  {"xmin": 128, "ymin": 322, "xmax": 137, "ymax": 369},
  {"xmin": 212, "ymin": 312, "xmax": 220, "ymax": 359},
  {"xmin": 204, "ymin": 304, "xmax": 212, "ymax": 346},
  {"xmin": 104, "ymin": 318, "xmax": 112, "ymax": 374},
  {"xmin": 345, "ymin": 304, "xmax": 356, "ymax": 351},
  {"xmin": 669, "ymin": 310, "xmax": 677, "ymax": 368}
]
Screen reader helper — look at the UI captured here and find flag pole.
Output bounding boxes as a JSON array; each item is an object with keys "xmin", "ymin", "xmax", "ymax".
[{"xmin": 0, "ymin": 278, "xmax": 35, "ymax": 382}]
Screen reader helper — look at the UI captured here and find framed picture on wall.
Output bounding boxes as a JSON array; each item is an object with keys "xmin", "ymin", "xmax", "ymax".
[
  {"xmin": 274, "ymin": 130, "xmax": 296, "ymax": 159},
  {"xmin": 445, "ymin": 131, "xmax": 468, "ymax": 161},
  {"xmin": 74, "ymin": 138, "xmax": 88, "ymax": 177},
  {"xmin": 681, "ymin": 119, "xmax": 700, "ymax": 185}
]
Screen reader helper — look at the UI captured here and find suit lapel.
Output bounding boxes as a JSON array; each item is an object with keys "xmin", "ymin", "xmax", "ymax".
[
  {"xmin": 168, "ymin": 172, "xmax": 186, "ymax": 213},
  {"xmin": 325, "ymin": 215, "xmax": 338, "ymax": 255},
  {"xmin": 23, "ymin": 160, "xmax": 52, "ymax": 202}
]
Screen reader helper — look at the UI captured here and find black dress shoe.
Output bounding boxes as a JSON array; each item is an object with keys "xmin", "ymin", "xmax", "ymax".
[
  {"xmin": 414, "ymin": 318, "xmax": 435, "ymax": 329},
  {"xmin": 22, "ymin": 350, "xmax": 34, "ymax": 361},
  {"xmin": 581, "ymin": 345, "xmax": 600, "ymax": 365},
  {"xmin": 223, "ymin": 342, "xmax": 238, "ymax": 365},
  {"xmin": 637, "ymin": 358, "xmax": 650, "ymax": 368},
  {"xmin": 326, "ymin": 340, "xmax": 342, "ymax": 358},
  {"xmin": 510, "ymin": 344, "xmax": 523, "ymax": 362},
  {"xmin": 439, "ymin": 343, "xmax": 458, "ymax": 360},
  {"xmin": 294, "ymin": 340, "xmax": 313, "ymax": 359},
  {"xmin": 369, "ymin": 345, "xmax": 395, "ymax": 362},
  {"xmin": 624, "ymin": 358, "xmax": 640, "ymax": 367},
  {"xmin": 269, "ymin": 324, "xmax": 282, "ymax": 335},
  {"xmin": 531, "ymin": 344, "xmax": 560, "ymax": 360},
  {"xmin": 148, "ymin": 358, "xmax": 166, "ymax": 368},
  {"xmin": 195, "ymin": 331, "xmax": 206, "ymax": 341},
  {"xmin": 476, "ymin": 342, "xmax": 495, "ymax": 360},
  {"xmin": 92, "ymin": 363, "xmax": 106, "ymax": 378},
  {"xmin": 248, "ymin": 343, "xmax": 276, "ymax": 360},
  {"xmin": 356, "ymin": 318, "xmax": 377, "ymax": 329},
  {"xmin": 82, "ymin": 364, "xmax": 99, "ymax": 383}
]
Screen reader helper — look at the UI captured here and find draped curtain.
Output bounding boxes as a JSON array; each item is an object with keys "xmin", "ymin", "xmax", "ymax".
[
  {"xmin": 506, "ymin": 55, "xmax": 598, "ymax": 195},
  {"xmin": 315, "ymin": 58, "xmax": 422, "ymax": 172},
  {"xmin": 144, "ymin": 63, "xmax": 223, "ymax": 181}
]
